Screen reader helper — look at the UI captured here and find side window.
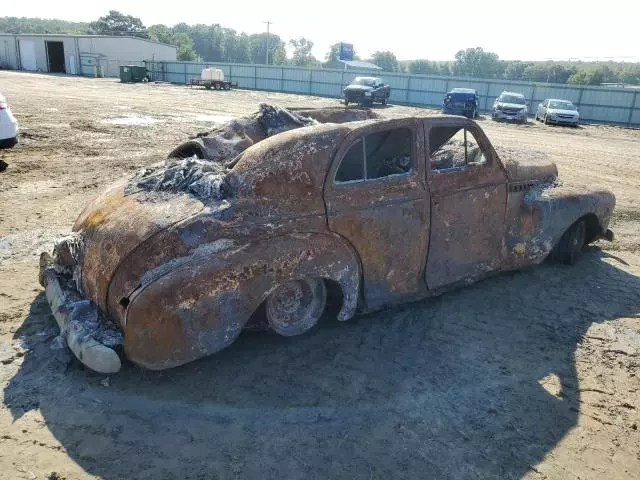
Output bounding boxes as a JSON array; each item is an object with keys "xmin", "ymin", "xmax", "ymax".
[
  {"xmin": 335, "ymin": 128, "xmax": 412, "ymax": 183},
  {"xmin": 335, "ymin": 139, "xmax": 364, "ymax": 182},
  {"xmin": 365, "ymin": 128, "xmax": 412, "ymax": 179},
  {"xmin": 429, "ymin": 126, "xmax": 487, "ymax": 171}
]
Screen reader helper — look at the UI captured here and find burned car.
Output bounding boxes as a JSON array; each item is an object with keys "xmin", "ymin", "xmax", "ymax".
[{"xmin": 40, "ymin": 105, "xmax": 615, "ymax": 373}]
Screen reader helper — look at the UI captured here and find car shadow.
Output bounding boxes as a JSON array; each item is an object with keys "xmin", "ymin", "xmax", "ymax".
[{"xmin": 4, "ymin": 251, "xmax": 640, "ymax": 479}]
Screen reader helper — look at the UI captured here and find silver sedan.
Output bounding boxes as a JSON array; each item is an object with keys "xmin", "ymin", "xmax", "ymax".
[{"xmin": 536, "ymin": 99, "xmax": 580, "ymax": 126}]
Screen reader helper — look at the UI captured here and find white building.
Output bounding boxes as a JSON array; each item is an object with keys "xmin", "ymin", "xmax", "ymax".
[{"xmin": 0, "ymin": 34, "xmax": 177, "ymax": 77}]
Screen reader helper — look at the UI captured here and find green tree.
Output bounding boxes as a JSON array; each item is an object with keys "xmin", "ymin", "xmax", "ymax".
[
  {"xmin": 148, "ymin": 25, "xmax": 197, "ymax": 61},
  {"xmin": 370, "ymin": 51, "xmax": 399, "ymax": 72},
  {"xmin": 222, "ymin": 29, "xmax": 251, "ymax": 63},
  {"xmin": 90, "ymin": 11, "xmax": 146, "ymax": 37},
  {"xmin": 568, "ymin": 69, "xmax": 605, "ymax": 85},
  {"xmin": 0, "ymin": 16, "xmax": 90, "ymax": 34},
  {"xmin": 289, "ymin": 37, "xmax": 317, "ymax": 66},
  {"xmin": 249, "ymin": 32, "xmax": 286, "ymax": 65},
  {"xmin": 147, "ymin": 24, "xmax": 173, "ymax": 43},
  {"xmin": 409, "ymin": 59, "xmax": 438, "ymax": 75},
  {"xmin": 504, "ymin": 61, "xmax": 531, "ymax": 80},
  {"xmin": 453, "ymin": 47, "xmax": 501, "ymax": 77}
]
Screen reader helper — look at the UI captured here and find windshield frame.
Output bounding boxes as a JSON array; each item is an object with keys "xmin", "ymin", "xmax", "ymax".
[
  {"xmin": 353, "ymin": 77, "xmax": 376, "ymax": 87},
  {"xmin": 548, "ymin": 100, "xmax": 576, "ymax": 111},
  {"xmin": 498, "ymin": 94, "xmax": 526, "ymax": 105}
]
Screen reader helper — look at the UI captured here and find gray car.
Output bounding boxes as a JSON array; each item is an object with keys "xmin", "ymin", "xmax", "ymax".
[
  {"xmin": 536, "ymin": 99, "xmax": 580, "ymax": 126},
  {"xmin": 491, "ymin": 91, "xmax": 528, "ymax": 123}
]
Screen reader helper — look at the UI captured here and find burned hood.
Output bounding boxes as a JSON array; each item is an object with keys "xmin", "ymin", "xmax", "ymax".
[
  {"xmin": 495, "ymin": 146, "xmax": 558, "ymax": 184},
  {"xmin": 73, "ymin": 178, "xmax": 205, "ymax": 308}
]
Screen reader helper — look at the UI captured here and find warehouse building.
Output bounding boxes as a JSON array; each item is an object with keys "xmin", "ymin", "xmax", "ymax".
[{"xmin": 0, "ymin": 34, "xmax": 177, "ymax": 77}]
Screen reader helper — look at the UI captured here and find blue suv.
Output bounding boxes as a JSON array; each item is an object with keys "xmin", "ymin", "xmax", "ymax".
[{"xmin": 442, "ymin": 88, "xmax": 480, "ymax": 118}]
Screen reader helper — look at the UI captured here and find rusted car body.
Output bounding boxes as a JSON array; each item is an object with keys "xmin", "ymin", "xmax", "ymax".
[{"xmin": 40, "ymin": 105, "xmax": 615, "ymax": 373}]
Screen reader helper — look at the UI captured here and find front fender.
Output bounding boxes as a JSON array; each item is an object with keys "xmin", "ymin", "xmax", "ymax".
[
  {"xmin": 504, "ymin": 184, "xmax": 615, "ymax": 268},
  {"xmin": 123, "ymin": 233, "xmax": 361, "ymax": 369}
]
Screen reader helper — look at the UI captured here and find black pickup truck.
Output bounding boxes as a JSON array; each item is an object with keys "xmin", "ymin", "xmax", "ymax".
[{"xmin": 343, "ymin": 77, "xmax": 391, "ymax": 106}]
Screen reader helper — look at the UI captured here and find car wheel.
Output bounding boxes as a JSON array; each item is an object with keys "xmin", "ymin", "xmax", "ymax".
[
  {"xmin": 205, "ymin": 84, "xmax": 212, "ymax": 90},
  {"xmin": 552, "ymin": 219, "xmax": 586, "ymax": 265},
  {"xmin": 266, "ymin": 278, "xmax": 327, "ymax": 336},
  {"xmin": 544, "ymin": 114, "xmax": 551, "ymax": 125},
  {"xmin": 382, "ymin": 96, "xmax": 388, "ymax": 105},
  {"xmin": 344, "ymin": 99, "xmax": 349, "ymax": 106},
  {"xmin": 214, "ymin": 83, "xmax": 220, "ymax": 90}
]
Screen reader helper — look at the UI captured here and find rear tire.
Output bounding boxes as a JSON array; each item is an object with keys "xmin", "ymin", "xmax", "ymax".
[
  {"xmin": 266, "ymin": 278, "xmax": 327, "ymax": 336},
  {"xmin": 552, "ymin": 219, "xmax": 586, "ymax": 265}
]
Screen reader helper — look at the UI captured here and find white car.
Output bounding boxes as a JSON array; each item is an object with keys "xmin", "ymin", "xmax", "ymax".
[
  {"xmin": 536, "ymin": 99, "xmax": 580, "ymax": 126},
  {"xmin": 0, "ymin": 93, "xmax": 18, "ymax": 148},
  {"xmin": 491, "ymin": 91, "xmax": 528, "ymax": 123}
]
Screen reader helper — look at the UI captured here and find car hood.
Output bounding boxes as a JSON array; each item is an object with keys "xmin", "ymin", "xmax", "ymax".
[
  {"xmin": 344, "ymin": 85, "xmax": 374, "ymax": 92},
  {"xmin": 548, "ymin": 108, "xmax": 579, "ymax": 116},
  {"xmin": 73, "ymin": 179, "xmax": 206, "ymax": 310}
]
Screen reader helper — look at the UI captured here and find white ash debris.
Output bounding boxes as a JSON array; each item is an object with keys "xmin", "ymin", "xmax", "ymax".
[
  {"xmin": 129, "ymin": 104, "xmax": 319, "ymax": 200},
  {"xmin": 525, "ymin": 178, "xmax": 564, "ymax": 202},
  {"xmin": 54, "ymin": 293, "xmax": 123, "ymax": 349},
  {"xmin": 52, "ymin": 232, "xmax": 85, "ymax": 292},
  {"xmin": 129, "ymin": 157, "xmax": 230, "ymax": 199},
  {"xmin": 42, "ymin": 235, "xmax": 124, "ymax": 351}
]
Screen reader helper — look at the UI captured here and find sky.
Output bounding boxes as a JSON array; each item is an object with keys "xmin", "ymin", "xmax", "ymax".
[{"xmin": 4, "ymin": 1, "xmax": 640, "ymax": 62}]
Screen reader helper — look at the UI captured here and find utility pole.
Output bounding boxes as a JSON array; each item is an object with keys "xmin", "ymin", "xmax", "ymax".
[{"xmin": 263, "ymin": 21, "xmax": 272, "ymax": 65}]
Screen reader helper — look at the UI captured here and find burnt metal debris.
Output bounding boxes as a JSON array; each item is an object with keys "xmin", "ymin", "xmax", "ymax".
[{"xmin": 39, "ymin": 105, "xmax": 615, "ymax": 373}]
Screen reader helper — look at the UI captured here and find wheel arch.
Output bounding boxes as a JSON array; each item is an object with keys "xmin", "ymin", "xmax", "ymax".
[{"xmin": 123, "ymin": 232, "xmax": 361, "ymax": 369}]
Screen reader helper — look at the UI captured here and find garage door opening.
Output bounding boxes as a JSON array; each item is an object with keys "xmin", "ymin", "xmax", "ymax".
[{"xmin": 46, "ymin": 41, "xmax": 66, "ymax": 73}]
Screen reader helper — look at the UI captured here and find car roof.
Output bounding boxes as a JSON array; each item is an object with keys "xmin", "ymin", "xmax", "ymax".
[
  {"xmin": 449, "ymin": 88, "xmax": 476, "ymax": 94},
  {"xmin": 500, "ymin": 91, "xmax": 525, "ymax": 97},
  {"xmin": 354, "ymin": 76, "xmax": 381, "ymax": 81},
  {"xmin": 546, "ymin": 98, "xmax": 574, "ymax": 103}
]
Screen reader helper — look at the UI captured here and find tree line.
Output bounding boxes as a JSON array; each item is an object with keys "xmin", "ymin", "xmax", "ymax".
[{"xmin": 2, "ymin": 13, "xmax": 639, "ymax": 85}]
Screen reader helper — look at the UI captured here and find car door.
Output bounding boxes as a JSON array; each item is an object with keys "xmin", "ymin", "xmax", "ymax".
[
  {"xmin": 324, "ymin": 119, "xmax": 429, "ymax": 309},
  {"xmin": 424, "ymin": 118, "xmax": 507, "ymax": 289}
]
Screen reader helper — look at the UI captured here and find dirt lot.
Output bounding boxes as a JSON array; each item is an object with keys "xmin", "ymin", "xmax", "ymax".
[{"xmin": 0, "ymin": 71, "xmax": 639, "ymax": 480}]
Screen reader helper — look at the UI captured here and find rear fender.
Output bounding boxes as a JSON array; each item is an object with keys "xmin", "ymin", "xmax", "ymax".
[
  {"xmin": 124, "ymin": 233, "xmax": 361, "ymax": 369},
  {"xmin": 504, "ymin": 185, "xmax": 615, "ymax": 268}
]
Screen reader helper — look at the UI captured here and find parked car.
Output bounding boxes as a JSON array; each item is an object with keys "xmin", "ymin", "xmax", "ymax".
[
  {"xmin": 442, "ymin": 88, "xmax": 480, "ymax": 118},
  {"xmin": 40, "ymin": 106, "xmax": 615, "ymax": 373},
  {"xmin": 536, "ymin": 99, "xmax": 580, "ymax": 126},
  {"xmin": 343, "ymin": 77, "xmax": 390, "ymax": 106},
  {"xmin": 491, "ymin": 91, "xmax": 528, "ymax": 123},
  {"xmin": 0, "ymin": 92, "xmax": 18, "ymax": 148}
]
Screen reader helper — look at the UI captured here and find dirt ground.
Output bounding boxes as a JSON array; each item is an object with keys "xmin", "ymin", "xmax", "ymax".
[{"xmin": 0, "ymin": 71, "xmax": 639, "ymax": 480}]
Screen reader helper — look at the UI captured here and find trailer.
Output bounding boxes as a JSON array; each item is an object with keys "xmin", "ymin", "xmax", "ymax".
[
  {"xmin": 189, "ymin": 68, "xmax": 236, "ymax": 90},
  {"xmin": 189, "ymin": 78, "xmax": 234, "ymax": 90}
]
